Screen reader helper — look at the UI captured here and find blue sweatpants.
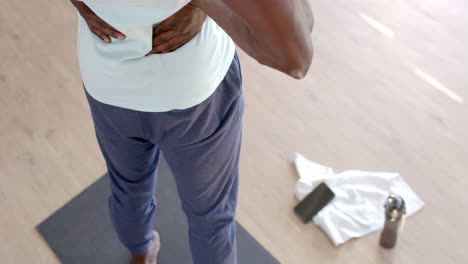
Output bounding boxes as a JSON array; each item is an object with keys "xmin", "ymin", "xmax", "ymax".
[{"xmin": 84, "ymin": 53, "xmax": 244, "ymax": 264}]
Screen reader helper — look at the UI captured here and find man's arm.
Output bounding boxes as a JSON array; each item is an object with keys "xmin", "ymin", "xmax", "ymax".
[{"xmin": 191, "ymin": 0, "xmax": 314, "ymax": 79}]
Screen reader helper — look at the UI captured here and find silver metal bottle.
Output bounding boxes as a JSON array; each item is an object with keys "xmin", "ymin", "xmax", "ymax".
[{"xmin": 379, "ymin": 194, "xmax": 406, "ymax": 249}]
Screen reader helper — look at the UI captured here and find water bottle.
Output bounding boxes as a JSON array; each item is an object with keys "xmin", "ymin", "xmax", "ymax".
[{"xmin": 379, "ymin": 194, "xmax": 406, "ymax": 249}]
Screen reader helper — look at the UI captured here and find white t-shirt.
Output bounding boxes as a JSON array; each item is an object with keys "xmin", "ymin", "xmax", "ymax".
[{"xmin": 77, "ymin": 0, "xmax": 235, "ymax": 112}]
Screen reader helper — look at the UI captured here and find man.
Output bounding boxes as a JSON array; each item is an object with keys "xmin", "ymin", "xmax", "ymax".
[{"xmin": 70, "ymin": 1, "xmax": 243, "ymax": 263}]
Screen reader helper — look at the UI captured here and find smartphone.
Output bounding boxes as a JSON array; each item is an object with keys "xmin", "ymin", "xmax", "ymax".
[{"xmin": 294, "ymin": 182, "xmax": 335, "ymax": 223}]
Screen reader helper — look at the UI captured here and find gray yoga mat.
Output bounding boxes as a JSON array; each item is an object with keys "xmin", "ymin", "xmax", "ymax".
[{"xmin": 37, "ymin": 154, "xmax": 279, "ymax": 264}]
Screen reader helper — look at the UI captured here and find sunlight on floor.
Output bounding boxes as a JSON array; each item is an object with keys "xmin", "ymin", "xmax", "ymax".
[
  {"xmin": 412, "ymin": 66, "xmax": 464, "ymax": 104},
  {"xmin": 359, "ymin": 13, "xmax": 395, "ymax": 39}
]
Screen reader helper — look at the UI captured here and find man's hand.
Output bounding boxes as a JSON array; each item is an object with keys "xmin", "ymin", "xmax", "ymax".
[
  {"xmin": 146, "ymin": 4, "xmax": 207, "ymax": 55},
  {"xmin": 70, "ymin": 0, "xmax": 126, "ymax": 43}
]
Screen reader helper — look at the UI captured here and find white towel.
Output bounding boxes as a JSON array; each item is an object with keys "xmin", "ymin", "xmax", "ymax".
[{"xmin": 293, "ymin": 152, "xmax": 424, "ymax": 246}]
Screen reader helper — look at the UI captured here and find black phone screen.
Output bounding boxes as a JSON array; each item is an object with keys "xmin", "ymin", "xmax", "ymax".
[{"xmin": 294, "ymin": 182, "xmax": 335, "ymax": 223}]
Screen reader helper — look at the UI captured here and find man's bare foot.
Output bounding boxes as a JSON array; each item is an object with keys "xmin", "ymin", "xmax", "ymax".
[{"xmin": 132, "ymin": 231, "xmax": 161, "ymax": 264}]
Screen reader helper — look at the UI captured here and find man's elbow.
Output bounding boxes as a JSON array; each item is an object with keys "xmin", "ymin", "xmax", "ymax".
[
  {"xmin": 255, "ymin": 42, "xmax": 314, "ymax": 80},
  {"xmin": 288, "ymin": 63, "xmax": 311, "ymax": 80},
  {"xmin": 285, "ymin": 49, "xmax": 314, "ymax": 80}
]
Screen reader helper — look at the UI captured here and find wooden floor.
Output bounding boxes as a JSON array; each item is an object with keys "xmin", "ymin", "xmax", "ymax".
[{"xmin": 1, "ymin": 0, "xmax": 467, "ymax": 263}]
